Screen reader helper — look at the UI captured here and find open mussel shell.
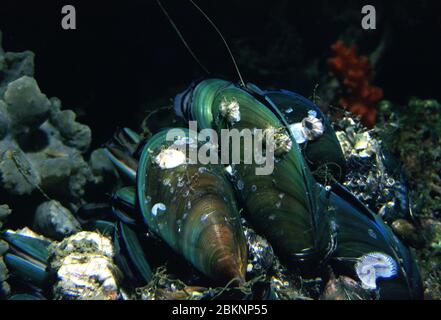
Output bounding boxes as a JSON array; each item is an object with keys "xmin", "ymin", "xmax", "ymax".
[
  {"xmin": 322, "ymin": 184, "xmax": 423, "ymax": 299},
  {"xmin": 137, "ymin": 129, "xmax": 247, "ymax": 285},
  {"xmin": 179, "ymin": 79, "xmax": 334, "ymax": 272}
]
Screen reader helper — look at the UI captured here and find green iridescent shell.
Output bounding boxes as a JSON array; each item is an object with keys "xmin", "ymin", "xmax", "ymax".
[
  {"xmin": 322, "ymin": 184, "xmax": 423, "ymax": 299},
  {"xmin": 264, "ymin": 90, "xmax": 347, "ymax": 182},
  {"xmin": 137, "ymin": 129, "xmax": 247, "ymax": 284}
]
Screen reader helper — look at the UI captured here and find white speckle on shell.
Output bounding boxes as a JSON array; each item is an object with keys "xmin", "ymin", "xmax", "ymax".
[
  {"xmin": 355, "ymin": 252, "xmax": 398, "ymax": 290},
  {"xmin": 308, "ymin": 110, "xmax": 318, "ymax": 118},
  {"xmin": 155, "ymin": 148, "xmax": 187, "ymax": 169},
  {"xmin": 285, "ymin": 107, "xmax": 294, "ymax": 114},
  {"xmin": 200, "ymin": 211, "xmax": 215, "ymax": 222},
  {"xmin": 225, "ymin": 165, "xmax": 234, "ymax": 176},
  {"xmin": 368, "ymin": 228, "xmax": 377, "ymax": 239},
  {"xmin": 173, "ymin": 137, "xmax": 195, "ymax": 146},
  {"xmin": 151, "ymin": 203, "xmax": 166, "ymax": 217},
  {"xmin": 198, "ymin": 167, "xmax": 208, "ymax": 174}
]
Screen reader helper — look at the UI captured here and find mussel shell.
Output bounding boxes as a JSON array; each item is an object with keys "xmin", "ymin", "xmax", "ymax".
[
  {"xmin": 263, "ymin": 89, "xmax": 347, "ymax": 182},
  {"xmin": 137, "ymin": 129, "xmax": 247, "ymax": 284},
  {"xmin": 176, "ymin": 78, "xmax": 423, "ymax": 298},
  {"xmin": 1, "ymin": 231, "xmax": 50, "ymax": 264},
  {"xmin": 4, "ymin": 253, "xmax": 51, "ymax": 289},
  {"xmin": 188, "ymin": 80, "xmax": 334, "ymax": 270},
  {"xmin": 175, "ymin": 79, "xmax": 231, "ymax": 130},
  {"xmin": 113, "ymin": 222, "xmax": 152, "ymax": 288},
  {"xmin": 324, "ymin": 184, "xmax": 423, "ymax": 299},
  {"xmin": 1, "ymin": 232, "xmax": 52, "ymax": 290}
]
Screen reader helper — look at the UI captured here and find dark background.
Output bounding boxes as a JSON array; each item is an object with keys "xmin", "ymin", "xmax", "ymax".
[{"xmin": 1, "ymin": 0, "xmax": 440, "ymax": 147}]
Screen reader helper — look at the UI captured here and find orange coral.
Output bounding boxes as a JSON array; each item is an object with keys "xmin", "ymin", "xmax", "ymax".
[{"xmin": 328, "ymin": 40, "xmax": 383, "ymax": 127}]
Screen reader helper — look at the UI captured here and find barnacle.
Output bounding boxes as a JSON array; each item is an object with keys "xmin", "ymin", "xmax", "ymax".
[
  {"xmin": 220, "ymin": 97, "xmax": 241, "ymax": 124},
  {"xmin": 355, "ymin": 252, "xmax": 398, "ymax": 290},
  {"xmin": 289, "ymin": 113, "xmax": 324, "ymax": 144}
]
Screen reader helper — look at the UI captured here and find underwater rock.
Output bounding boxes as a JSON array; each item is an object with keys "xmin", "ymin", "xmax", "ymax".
[
  {"xmin": 0, "ymin": 32, "xmax": 102, "ymax": 207},
  {"xmin": 0, "ymin": 100, "xmax": 10, "ymax": 139},
  {"xmin": 49, "ymin": 98, "xmax": 91, "ymax": 153},
  {"xmin": 0, "ymin": 204, "xmax": 11, "ymax": 229},
  {"xmin": 0, "ymin": 204, "xmax": 11, "ymax": 298},
  {"xmin": 49, "ymin": 231, "xmax": 119, "ymax": 300},
  {"xmin": 0, "ymin": 240, "xmax": 7, "ymax": 256},
  {"xmin": 4, "ymin": 76, "xmax": 50, "ymax": 134},
  {"xmin": 33, "ymin": 200, "xmax": 81, "ymax": 241},
  {"xmin": 0, "ymin": 257, "xmax": 9, "ymax": 286},
  {"xmin": 0, "ymin": 82, "xmax": 93, "ymax": 200},
  {"xmin": 0, "ymin": 31, "xmax": 35, "ymax": 98},
  {"xmin": 88, "ymin": 148, "xmax": 120, "ymax": 189}
]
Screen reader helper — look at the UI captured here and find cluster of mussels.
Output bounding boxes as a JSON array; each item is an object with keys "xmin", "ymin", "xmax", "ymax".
[
  {"xmin": 0, "ymin": 77, "xmax": 424, "ymax": 300},
  {"xmin": 0, "ymin": 25, "xmax": 425, "ymax": 298},
  {"xmin": 98, "ymin": 78, "xmax": 422, "ymax": 300}
]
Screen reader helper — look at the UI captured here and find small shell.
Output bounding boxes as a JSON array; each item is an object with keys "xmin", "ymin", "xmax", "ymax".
[
  {"xmin": 263, "ymin": 128, "xmax": 292, "ymax": 156},
  {"xmin": 289, "ymin": 114, "xmax": 324, "ymax": 144},
  {"xmin": 355, "ymin": 252, "xmax": 398, "ymax": 290},
  {"xmin": 302, "ymin": 115, "xmax": 324, "ymax": 141}
]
